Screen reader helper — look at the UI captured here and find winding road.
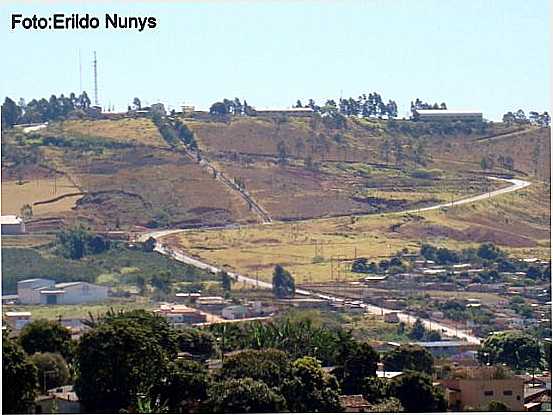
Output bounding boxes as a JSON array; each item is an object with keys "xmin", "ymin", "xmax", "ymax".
[{"xmin": 139, "ymin": 176, "xmax": 531, "ymax": 345}]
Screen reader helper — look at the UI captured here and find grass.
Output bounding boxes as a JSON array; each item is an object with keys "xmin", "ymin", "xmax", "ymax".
[
  {"xmin": 163, "ymin": 180, "xmax": 550, "ymax": 284},
  {"xmin": 5, "ymin": 299, "xmax": 154, "ymax": 320},
  {"xmin": 1, "ymin": 177, "xmax": 81, "ymax": 216},
  {"xmin": 45, "ymin": 118, "xmax": 168, "ymax": 147},
  {"xmin": 1, "ymin": 243, "xmax": 214, "ymax": 294}
]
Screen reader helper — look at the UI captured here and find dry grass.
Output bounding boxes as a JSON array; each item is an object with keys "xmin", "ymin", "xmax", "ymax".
[
  {"xmin": 46, "ymin": 118, "xmax": 167, "ymax": 147},
  {"xmin": 1, "ymin": 177, "xmax": 81, "ymax": 216}
]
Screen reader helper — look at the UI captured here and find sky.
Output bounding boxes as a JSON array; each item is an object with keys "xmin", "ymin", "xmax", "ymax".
[{"xmin": 0, "ymin": 0, "xmax": 550, "ymax": 120}]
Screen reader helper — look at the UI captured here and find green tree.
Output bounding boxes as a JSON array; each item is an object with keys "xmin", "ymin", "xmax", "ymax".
[
  {"xmin": 1, "ymin": 97, "xmax": 21, "ymax": 129},
  {"xmin": 20, "ymin": 319, "xmax": 74, "ymax": 361},
  {"xmin": 56, "ymin": 225, "xmax": 92, "ymax": 260},
  {"xmin": 360, "ymin": 377, "xmax": 389, "ymax": 404},
  {"xmin": 340, "ymin": 342, "xmax": 379, "ymax": 394},
  {"xmin": 153, "ymin": 359, "xmax": 210, "ymax": 412},
  {"xmin": 368, "ymin": 397, "xmax": 404, "ymax": 412},
  {"xmin": 204, "ymin": 378, "xmax": 286, "ymax": 413},
  {"xmin": 281, "ymin": 356, "xmax": 342, "ymax": 412},
  {"xmin": 409, "ymin": 318, "xmax": 426, "ymax": 340},
  {"xmin": 272, "ymin": 264, "xmax": 295, "ymax": 298},
  {"xmin": 478, "ymin": 331, "xmax": 543, "ymax": 371},
  {"xmin": 143, "ymin": 236, "xmax": 156, "ymax": 252},
  {"xmin": 75, "ymin": 310, "xmax": 177, "ymax": 412},
  {"xmin": 30, "ymin": 352, "xmax": 71, "ymax": 392},
  {"xmin": 383, "ymin": 344, "xmax": 434, "ymax": 374},
  {"xmin": 389, "ymin": 371, "xmax": 447, "ymax": 412},
  {"xmin": 209, "ymin": 101, "xmax": 228, "ymax": 116},
  {"xmin": 219, "ymin": 270, "xmax": 233, "ymax": 292},
  {"xmin": 175, "ymin": 328, "xmax": 217, "ymax": 361},
  {"xmin": 3, "ymin": 332, "xmax": 38, "ymax": 414},
  {"xmin": 487, "ymin": 400, "xmax": 510, "ymax": 411},
  {"xmin": 220, "ymin": 348, "xmax": 291, "ymax": 389}
]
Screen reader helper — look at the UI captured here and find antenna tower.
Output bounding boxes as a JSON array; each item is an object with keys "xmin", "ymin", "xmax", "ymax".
[{"xmin": 93, "ymin": 51, "xmax": 99, "ymax": 106}]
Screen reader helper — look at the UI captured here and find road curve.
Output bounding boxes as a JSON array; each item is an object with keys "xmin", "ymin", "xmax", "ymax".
[{"xmin": 140, "ymin": 177, "xmax": 531, "ymax": 345}]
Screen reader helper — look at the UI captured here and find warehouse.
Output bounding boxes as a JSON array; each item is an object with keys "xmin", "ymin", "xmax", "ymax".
[
  {"xmin": 412, "ymin": 109, "xmax": 483, "ymax": 122},
  {"xmin": 0, "ymin": 215, "xmax": 25, "ymax": 234}
]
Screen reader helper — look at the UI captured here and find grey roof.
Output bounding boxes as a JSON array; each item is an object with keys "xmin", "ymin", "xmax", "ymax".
[
  {"xmin": 414, "ymin": 109, "xmax": 482, "ymax": 116},
  {"xmin": 55, "ymin": 282, "xmax": 83, "ymax": 288},
  {"xmin": 18, "ymin": 278, "xmax": 54, "ymax": 284},
  {"xmin": 411, "ymin": 341, "xmax": 475, "ymax": 348}
]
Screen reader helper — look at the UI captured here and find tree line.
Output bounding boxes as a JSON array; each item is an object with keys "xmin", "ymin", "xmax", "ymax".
[
  {"xmin": 295, "ymin": 92, "xmax": 399, "ymax": 119},
  {"xmin": 1, "ymin": 92, "xmax": 93, "ymax": 129},
  {"xmin": 502, "ymin": 109, "xmax": 550, "ymax": 127}
]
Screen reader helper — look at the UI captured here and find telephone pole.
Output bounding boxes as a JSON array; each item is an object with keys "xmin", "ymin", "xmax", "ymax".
[{"xmin": 93, "ymin": 51, "xmax": 99, "ymax": 106}]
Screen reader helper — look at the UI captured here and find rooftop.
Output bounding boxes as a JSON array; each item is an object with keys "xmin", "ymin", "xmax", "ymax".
[
  {"xmin": 414, "ymin": 109, "xmax": 482, "ymax": 116},
  {"xmin": 0, "ymin": 215, "xmax": 23, "ymax": 225}
]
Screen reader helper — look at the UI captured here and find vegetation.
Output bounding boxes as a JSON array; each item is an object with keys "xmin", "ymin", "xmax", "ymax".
[
  {"xmin": 272, "ymin": 265, "xmax": 295, "ymax": 298},
  {"xmin": 2, "ymin": 332, "xmax": 38, "ymax": 414},
  {"xmin": 478, "ymin": 331, "xmax": 544, "ymax": 371},
  {"xmin": 382, "ymin": 344, "xmax": 434, "ymax": 374},
  {"xmin": 29, "ymin": 352, "xmax": 71, "ymax": 392},
  {"xmin": 19, "ymin": 319, "xmax": 74, "ymax": 361}
]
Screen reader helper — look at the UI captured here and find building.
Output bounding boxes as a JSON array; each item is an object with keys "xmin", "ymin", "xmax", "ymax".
[
  {"xmin": 409, "ymin": 341, "xmax": 479, "ymax": 358},
  {"xmin": 412, "ymin": 109, "xmax": 483, "ymax": 123},
  {"xmin": 438, "ymin": 366, "xmax": 525, "ymax": 411},
  {"xmin": 252, "ymin": 107, "xmax": 314, "ymax": 117},
  {"xmin": 4, "ymin": 311, "xmax": 32, "ymax": 331},
  {"xmin": 339, "ymin": 395, "xmax": 371, "ymax": 412},
  {"xmin": 17, "ymin": 279, "xmax": 108, "ymax": 305},
  {"xmin": 34, "ymin": 386, "xmax": 81, "ymax": 414},
  {"xmin": 222, "ymin": 305, "xmax": 247, "ymax": 320},
  {"xmin": 1, "ymin": 215, "xmax": 25, "ymax": 234},
  {"xmin": 154, "ymin": 304, "xmax": 207, "ymax": 326}
]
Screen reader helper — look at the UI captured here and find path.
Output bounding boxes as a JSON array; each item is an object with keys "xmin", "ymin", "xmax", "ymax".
[{"xmin": 140, "ymin": 176, "xmax": 532, "ymax": 345}]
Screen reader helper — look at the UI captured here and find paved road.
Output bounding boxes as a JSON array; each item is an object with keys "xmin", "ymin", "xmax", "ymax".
[{"xmin": 141, "ymin": 177, "xmax": 531, "ymax": 345}]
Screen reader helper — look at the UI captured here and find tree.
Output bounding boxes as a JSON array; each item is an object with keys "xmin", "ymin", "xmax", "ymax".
[
  {"xmin": 409, "ymin": 318, "xmax": 426, "ymax": 340},
  {"xmin": 153, "ymin": 359, "xmax": 210, "ymax": 412},
  {"xmin": 383, "ymin": 344, "xmax": 434, "ymax": 374},
  {"xmin": 340, "ymin": 342, "xmax": 379, "ymax": 394},
  {"xmin": 276, "ymin": 140, "xmax": 288, "ymax": 165},
  {"xmin": 219, "ymin": 270, "xmax": 233, "ymax": 292},
  {"xmin": 272, "ymin": 265, "xmax": 295, "ymax": 298},
  {"xmin": 20, "ymin": 203, "xmax": 33, "ymax": 219},
  {"xmin": 143, "ymin": 236, "xmax": 156, "ymax": 252},
  {"xmin": 281, "ymin": 356, "xmax": 342, "ymax": 412},
  {"xmin": 20, "ymin": 319, "xmax": 74, "ymax": 361},
  {"xmin": 389, "ymin": 371, "xmax": 447, "ymax": 412},
  {"xmin": 3, "ymin": 332, "xmax": 38, "ymax": 414},
  {"xmin": 75, "ymin": 310, "xmax": 177, "ymax": 412},
  {"xmin": 209, "ymin": 101, "xmax": 228, "ymax": 116},
  {"xmin": 368, "ymin": 397, "xmax": 404, "ymax": 412},
  {"xmin": 486, "ymin": 400, "xmax": 509, "ymax": 411},
  {"xmin": 204, "ymin": 378, "xmax": 286, "ymax": 413},
  {"xmin": 221, "ymin": 349, "xmax": 291, "ymax": 389},
  {"xmin": 175, "ymin": 328, "xmax": 217, "ymax": 361},
  {"xmin": 133, "ymin": 97, "xmax": 142, "ymax": 110},
  {"xmin": 1, "ymin": 97, "xmax": 21, "ymax": 129},
  {"xmin": 477, "ymin": 243, "xmax": 504, "ymax": 261},
  {"xmin": 30, "ymin": 352, "xmax": 71, "ymax": 392},
  {"xmin": 56, "ymin": 225, "xmax": 92, "ymax": 260},
  {"xmin": 360, "ymin": 377, "xmax": 389, "ymax": 404},
  {"xmin": 478, "ymin": 331, "xmax": 543, "ymax": 371}
]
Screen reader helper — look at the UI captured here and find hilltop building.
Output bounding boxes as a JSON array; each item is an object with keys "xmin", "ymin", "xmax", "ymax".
[
  {"xmin": 412, "ymin": 109, "xmax": 483, "ymax": 122},
  {"xmin": 17, "ymin": 279, "xmax": 108, "ymax": 305},
  {"xmin": 252, "ymin": 107, "xmax": 314, "ymax": 117},
  {"xmin": 1, "ymin": 215, "xmax": 25, "ymax": 234}
]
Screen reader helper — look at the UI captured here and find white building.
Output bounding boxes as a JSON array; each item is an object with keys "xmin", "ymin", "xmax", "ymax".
[
  {"xmin": 4, "ymin": 311, "xmax": 32, "ymax": 330},
  {"xmin": 17, "ymin": 279, "xmax": 108, "ymax": 305},
  {"xmin": 1, "ymin": 215, "xmax": 25, "ymax": 234}
]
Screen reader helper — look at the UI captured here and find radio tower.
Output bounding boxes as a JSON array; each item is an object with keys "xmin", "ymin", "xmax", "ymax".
[{"xmin": 93, "ymin": 51, "xmax": 99, "ymax": 106}]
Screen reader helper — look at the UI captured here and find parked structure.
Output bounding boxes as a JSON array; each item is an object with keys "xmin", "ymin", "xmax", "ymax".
[
  {"xmin": 412, "ymin": 109, "xmax": 483, "ymax": 122},
  {"xmin": 154, "ymin": 304, "xmax": 207, "ymax": 326},
  {"xmin": 438, "ymin": 367, "xmax": 524, "ymax": 411},
  {"xmin": 252, "ymin": 107, "xmax": 314, "ymax": 117},
  {"xmin": 17, "ymin": 279, "xmax": 108, "ymax": 305},
  {"xmin": 4, "ymin": 311, "xmax": 32, "ymax": 331},
  {"xmin": 0, "ymin": 215, "xmax": 25, "ymax": 234}
]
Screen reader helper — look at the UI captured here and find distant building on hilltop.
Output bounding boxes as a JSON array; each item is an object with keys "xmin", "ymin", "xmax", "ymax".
[
  {"xmin": 252, "ymin": 107, "xmax": 314, "ymax": 117},
  {"xmin": 412, "ymin": 109, "xmax": 483, "ymax": 122},
  {"xmin": 1, "ymin": 215, "xmax": 25, "ymax": 234}
]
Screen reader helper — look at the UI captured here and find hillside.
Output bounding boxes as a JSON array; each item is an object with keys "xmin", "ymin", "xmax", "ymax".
[{"xmin": 1, "ymin": 114, "xmax": 549, "ymax": 232}]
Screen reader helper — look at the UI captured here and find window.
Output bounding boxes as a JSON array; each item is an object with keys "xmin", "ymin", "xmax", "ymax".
[
  {"xmin": 484, "ymin": 391, "xmax": 494, "ymax": 397},
  {"xmin": 516, "ymin": 395, "xmax": 520, "ymax": 401},
  {"xmin": 503, "ymin": 390, "xmax": 513, "ymax": 396}
]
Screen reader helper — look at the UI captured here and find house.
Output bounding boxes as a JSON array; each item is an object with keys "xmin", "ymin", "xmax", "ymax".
[
  {"xmin": 252, "ymin": 107, "xmax": 314, "ymax": 117},
  {"xmin": 154, "ymin": 304, "xmax": 207, "ymax": 325},
  {"xmin": 339, "ymin": 395, "xmax": 371, "ymax": 412},
  {"xmin": 222, "ymin": 305, "xmax": 247, "ymax": 320},
  {"xmin": 278, "ymin": 298, "xmax": 329, "ymax": 309},
  {"xmin": 17, "ymin": 279, "xmax": 108, "ymax": 305},
  {"xmin": 409, "ymin": 341, "xmax": 479, "ymax": 358},
  {"xmin": 412, "ymin": 109, "xmax": 483, "ymax": 123},
  {"xmin": 34, "ymin": 385, "xmax": 81, "ymax": 414},
  {"xmin": 196, "ymin": 296, "xmax": 228, "ymax": 313},
  {"xmin": 1, "ymin": 215, "xmax": 26, "ymax": 234},
  {"xmin": 438, "ymin": 366, "xmax": 524, "ymax": 411},
  {"xmin": 4, "ymin": 311, "xmax": 32, "ymax": 331},
  {"xmin": 384, "ymin": 312, "xmax": 400, "ymax": 323}
]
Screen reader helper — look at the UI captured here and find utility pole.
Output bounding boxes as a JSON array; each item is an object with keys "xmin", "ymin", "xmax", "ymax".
[{"xmin": 93, "ymin": 51, "xmax": 99, "ymax": 106}]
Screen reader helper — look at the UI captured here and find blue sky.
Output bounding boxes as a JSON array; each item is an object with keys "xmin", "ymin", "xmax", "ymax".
[{"xmin": 0, "ymin": 0, "xmax": 550, "ymax": 120}]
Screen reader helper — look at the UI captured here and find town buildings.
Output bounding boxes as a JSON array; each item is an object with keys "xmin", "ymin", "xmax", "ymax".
[
  {"xmin": 17, "ymin": 279, "xmax": 108, "ymax": 305},
  {"xmin": 412, "ymin": 109, "xmax": 483, "ymax": 122}
]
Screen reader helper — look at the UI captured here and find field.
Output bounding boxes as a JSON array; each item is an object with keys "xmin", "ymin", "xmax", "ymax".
[
  {"xmin": 44, "ymin": 118, "xmax": 168, "ymax": 147},
  {"xmin": 162, "ymin": 180, "xmax": 550, "ymax": 284},
  {"xmin": 1, "ymin": 243, "xmax": 215, "ymax": 294},
  {"xmin": 1, "ymin": 177, "xmax": 82, "ymax": 216}
]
